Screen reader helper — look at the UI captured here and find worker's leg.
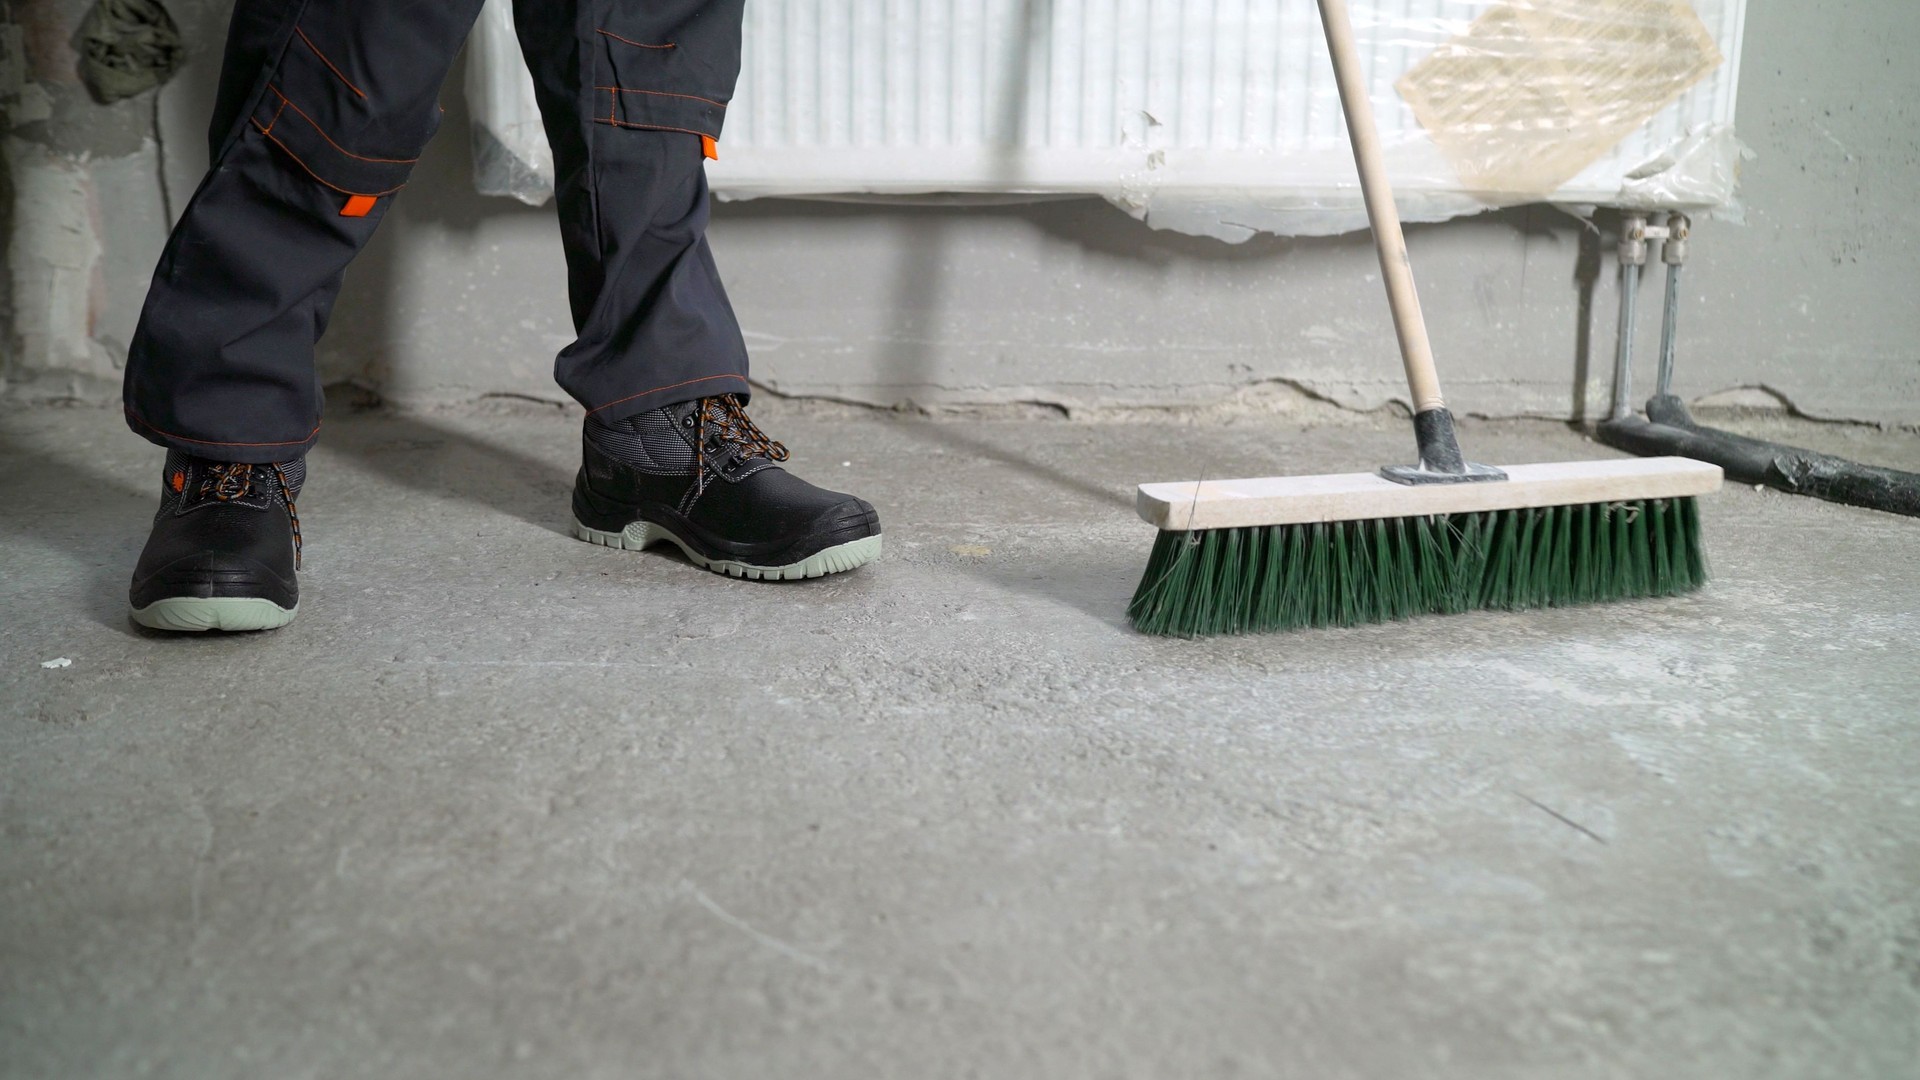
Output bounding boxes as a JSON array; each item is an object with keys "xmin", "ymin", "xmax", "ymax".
[
  {"xmin": 124, "ymin": 0, "xmax": 486, "ymax": 630},
  {"xmin": 511, "ymin": 0, "xmax": 750, "ymax": 419},
  {"xmin": 122, "ymin": 0, "xmax": 487, "ymax": 463},
  {"xmin": 514, "ymin": 0, "xmax": 881, "ymax": 579}
]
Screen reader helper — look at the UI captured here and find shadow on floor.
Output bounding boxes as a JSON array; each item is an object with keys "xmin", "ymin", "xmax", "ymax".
[
  {"xmin": 860, "ymin": 415, "xmax": 1140, "ymax": 629},
  {"xmin": 316, "ymin": 396, "xmax": 579, "ymax": 540},
  {"xmin": 877, "ymin": 412, "xmax": 1135, "ymax": 513},
  {"xmin": 0, "ymin": 426, "xmax": 164, "ymax": 636},
  {"xmin": 959, "ymin": 545, "xmax": 1143, "ymax": 631}
]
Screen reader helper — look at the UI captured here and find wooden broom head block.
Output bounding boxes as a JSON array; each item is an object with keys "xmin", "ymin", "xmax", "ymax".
[{"xmin": 1136, "ymin": 457, "xmax": 1723, "ymax": 531}]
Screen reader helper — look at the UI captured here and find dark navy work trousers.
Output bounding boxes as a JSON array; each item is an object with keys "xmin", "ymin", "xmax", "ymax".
[{"xmin": 124, "ymin": 0, "xmax": 750, "ymax": 463}]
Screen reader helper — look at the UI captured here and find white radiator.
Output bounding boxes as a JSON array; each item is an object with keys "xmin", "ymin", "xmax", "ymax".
[{"xmin": 473, "ymin": 1, "xmax": 1749, "ymax": 238}]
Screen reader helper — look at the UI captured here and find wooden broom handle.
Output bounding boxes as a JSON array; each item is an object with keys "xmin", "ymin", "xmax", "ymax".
[{"xmin": 1316, "ymin": 0, "xmax": 1446, "ymax": 413}]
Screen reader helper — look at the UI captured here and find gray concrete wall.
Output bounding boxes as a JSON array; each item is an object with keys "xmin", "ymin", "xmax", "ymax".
[{"xmin": 5, "ymin": 0, "xmax": 1918, "ymax": 423}]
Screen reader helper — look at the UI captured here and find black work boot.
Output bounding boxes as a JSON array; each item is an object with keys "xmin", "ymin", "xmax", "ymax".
[
  {"xmin": 128, "ymin": 450, "xmax": 305, "ymax": 631},
  {"xmin": 573, "ymin": 395, "xmax": 881, "ymax": 580}
]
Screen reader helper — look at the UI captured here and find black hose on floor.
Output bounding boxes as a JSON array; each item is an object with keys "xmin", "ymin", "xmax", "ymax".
[{"xmin": 1597, "ymin": 395, "xmax": 1920, "ymax": 518}]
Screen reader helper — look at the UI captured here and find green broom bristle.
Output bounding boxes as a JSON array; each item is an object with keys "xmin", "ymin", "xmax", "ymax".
[{"xmin": 1128, "ymin": 497, "xmax": 1707, "ymax": 637}]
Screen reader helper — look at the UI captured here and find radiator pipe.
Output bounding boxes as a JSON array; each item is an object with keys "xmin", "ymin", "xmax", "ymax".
[{"xmin": 1596, "ymin": 213, "xmax": 1920, "ymax": 518}]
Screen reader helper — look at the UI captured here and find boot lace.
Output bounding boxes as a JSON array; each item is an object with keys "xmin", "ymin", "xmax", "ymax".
[
  {"xmin": 200, "ymin": 463, "xmax": 303, "ymax": 570},
  {"xmin": 691, "ymin": 395, "xmax": 788, "ymax": 490}
]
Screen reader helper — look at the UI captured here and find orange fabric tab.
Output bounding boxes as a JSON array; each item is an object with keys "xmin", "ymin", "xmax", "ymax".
[
  {"xmin": 701, "ymin": 135, "xmax": 719, "ymax": 161},
  {"xmin": 340, "ymin": 194, "xmax": 377, "ymax": 217}
]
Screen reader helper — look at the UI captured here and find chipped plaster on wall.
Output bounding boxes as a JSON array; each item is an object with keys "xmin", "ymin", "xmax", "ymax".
[
  {"xmin": 4, "ymin": 138, "xmax": 114, "ymax": 396},
  {"xmin": 1, "ymin": 0, "xmax": 180, "ymax": 398},
  {"xmin": 2, "ymin": 128, "xmax": 171, "ymax": 402}
]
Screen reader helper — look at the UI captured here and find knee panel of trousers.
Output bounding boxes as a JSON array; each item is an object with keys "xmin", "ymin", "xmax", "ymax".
[
  {"xmin": 247, "ymin": 21, "xmax": 445, "ymax": 198},
  {"xmin": 594, "ymin": 0, "xmax": 744, "ymax": 143}
]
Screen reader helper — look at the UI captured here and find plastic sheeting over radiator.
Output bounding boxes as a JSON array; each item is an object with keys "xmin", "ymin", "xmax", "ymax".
[{"xmin": 468, "ymin": 0, "xmax": 1748, "ymax": 239}]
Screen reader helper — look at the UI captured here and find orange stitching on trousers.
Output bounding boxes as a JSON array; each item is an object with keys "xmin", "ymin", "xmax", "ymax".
[
  {"xmin": 594, "ymin": 117, "xmax": 720, "ymax": 141},
  {"xmin": 251, "ymin": 118, "xmax": 405, "ymax": 197},
  {"xmin": 594, "ymin": 85, "xmax": 728, "ymax": 109},
  {"xmin": 585, "ymin": 375, "xmax": 749, "ymax": 417},
  {"xmin": 127, "ymin": 408, "xmax": 322, "ymax": 448},
  {"xmin": 268, "ymin": 85, "xmax": 421, "ymax": 164},
  {"xmin": 260, "ymin": 96, "xmax": 289, "ymax": 135},
  {"xmin": 595, "ymin": 28, "xmax": 675, "ymax": 49},
  {"xmin": 294, "ymin": 27, "xmax": 367, "ymax": 99}
]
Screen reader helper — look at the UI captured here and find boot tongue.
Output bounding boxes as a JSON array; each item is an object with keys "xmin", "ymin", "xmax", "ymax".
[
  {"xmin": 164, "ymin": 450, "xmax": 305, "ymax": 507},
  {"xmin": 662, "ymin": 400, "xmax": 747, "ymax": 465},
  {"xmin": 269, "ymin": 457, "xmax": 307, "ymax": 499},
  {"xmin": 663, "ymin": 399, "xmax": 704, "ymax": 428},
  {"xmin": 691, "ymin": 396, "xmax": 790, "ymax": 470}
]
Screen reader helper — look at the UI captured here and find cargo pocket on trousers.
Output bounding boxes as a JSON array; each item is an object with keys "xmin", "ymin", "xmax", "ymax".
[
  {"xmin": 247, "ymin": 22, "xmax": 442, "ymax": 199},
  {"xmin": 593, "ymin": 1, "xmax": 742, "ymax": 144}
]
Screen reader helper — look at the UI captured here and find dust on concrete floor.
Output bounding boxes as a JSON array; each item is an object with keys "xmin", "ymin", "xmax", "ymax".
[{"xmin": 3, "ymin": 400, "xmax": 1918, "ymax": 1080}]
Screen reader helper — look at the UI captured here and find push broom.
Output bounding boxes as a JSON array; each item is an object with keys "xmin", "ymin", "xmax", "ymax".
[{"xmin": 1127, "ymin": 0, "xmax": 1723, "ymax": 637}]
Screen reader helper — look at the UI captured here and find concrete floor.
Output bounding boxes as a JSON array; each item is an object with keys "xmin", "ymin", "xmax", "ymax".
[{"xmin": 3, "ymin": 399, "xmax": 1917, "ymax": 1079}]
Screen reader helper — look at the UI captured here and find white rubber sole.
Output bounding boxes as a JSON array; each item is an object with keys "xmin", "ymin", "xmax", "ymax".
[
  {"xmin": 130, "ymin": 596, "xmax": 298, "ymax": 632},
  {"xmin": 572, "ymin": 517, "xmax": 881, "ymax": 581}
]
